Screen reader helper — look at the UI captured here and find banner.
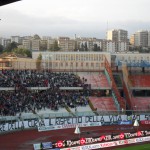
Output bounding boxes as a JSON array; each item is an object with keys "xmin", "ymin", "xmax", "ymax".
[
  {"xmin": 60, "ymin": 136, "xmax": 150, "ymax": 150},
  {"xmin": 42, "ymin": 142, "xmax": 52, "ymax": 149},
  {"xmin": 1, "ymin": 114, "xmax": 150, "ymax": 133},
  {"xmin": 140, "ymin": 120, "xmax": 150, "ymax": 125},
  {"xmin": 33, "ymin": 143, "xmax": 41, "ymax": 150},
  {"xmin": 118, "ymin": 120, "xmax": 132, "ymax": 125},
  {"xmin": 38, "ymin": 122, "xmax": 101, "ymax": 132},
  {"xmin": 33, "ymin": 142, "xmax": 56, "ymax": 150},
  {"xmin": 102, "ymin": 122, "xmax": 118, "ymax": 126}
]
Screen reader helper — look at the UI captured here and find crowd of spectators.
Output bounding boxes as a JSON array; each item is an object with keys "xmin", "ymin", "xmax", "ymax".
[
  {"xmin": 0, "ymin": 89, "xmax": 89, "ymax": 116},
  {"xmin": 0, "ymin": 69, "xmax": 85, "ymax": 87},
  {"xmin": 0, "ymin": 69, "xmax": 89, "ymax": 116}
]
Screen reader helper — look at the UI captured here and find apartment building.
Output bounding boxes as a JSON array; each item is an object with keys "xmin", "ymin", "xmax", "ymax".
[
  {"xmin": 118, "ymin": 41, "xmax": 127, "ymax": 52},
  {"xmin": 107, "ymin": 29, "xmax": 118, "ymax": 41},
  {"xmin": 77, "ymin": 38, "xmax": 92, "ymax": 51},
  {"xmin": 11, "ymin": 36, "xmax": 22, "ymax": 44},
  {"xmin": 130, "ymin": 34, "xmax": 135, "ymax": 45},
  {"xmin": 22, "ymin": 39, "xmax": 31, "ymax": 50},
  {"xmin": 32, "ymin": 39, "xmax": 40, "ymax": 51},
  {"xmin": 134, "ymin": 30, "xmax": 148, "ymax": 47},
  {"xmin": 58, "ymin": 37, "xmax": 75, "ymax": 51},
  {"xmin": 93, "ymin": 39, "xmax": 102, "ymax": 49},
  {"xmin": 0, "ymin": 38, "xmax": 11, "ymax": 47},
  {"xmin": 40, "ymin": 40, "xmax": 47, "ymax": 50},
  {"xmin": 42, "ymin": 36, "xmax": 52, "ymax": 41},
  {"xmin": 148, "ymin": 31, "xmax": 150, "ymax": 47},
  {"xmin": 106, "ymin": 29, "xmax": 128, "ymax": 52},
  {"xmin": 76, "ymin": 37, "xmax": 103, "ymax": 51},
  {"xmin": 102, "ymin": 40, "xmax": 116, "ymax": 52}
]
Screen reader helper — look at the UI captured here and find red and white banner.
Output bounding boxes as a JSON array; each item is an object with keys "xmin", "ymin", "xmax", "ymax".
[
  {"xmin": 140, "ymin": 120, "xmax": 150, "ymax": 125},
  {"xmin": 60, "ymin": 136, "xmax": 150, "ymax": 150}
]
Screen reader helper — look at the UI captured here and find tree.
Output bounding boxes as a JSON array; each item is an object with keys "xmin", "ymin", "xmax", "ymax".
[
  {"xmin": 0, "ymin": 44, "xmax": 4, "ymax": 53},
  {"xmin": 93, "ymin": 44, "xmax": 101, "ymax": 51},
  {"xmin": 36, "ymin": 53, "xmax": 42, "ymax": 70},
  {"xmin": 40, "ymin": 44, "xmax": 47, "ymax": 51},
  {"xmin": 93, "ymin": 44, "xmax": 98, "ymax": 51},
  {"xmin": 97, "ymin": 46, "xmax": 101, "ymax": 51},
  {"xmin": 5, "ymin": 42, "xmax": 18, "ymax": 52},
  {"xmin": 84, "ymin": 42, "xmax": 88, "ymax": 51},
  {"xmin": 53, "ymin": 40, "xmax": 60, "ymax": 51},
  {"xmin": 80, "ymin": 43, "xmax": 84, "ymax": 51},
  {"xmin": 49, "ymin": 40, "xmax": 60, "ymax": 51},
  {"xmin": 12, "ymin": 48, "xmax": 32, "ymax": 57}
]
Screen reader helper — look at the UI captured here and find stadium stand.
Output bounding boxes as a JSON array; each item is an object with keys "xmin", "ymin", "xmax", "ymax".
[
  {"xmin": 89, "ymin": 97, "xmax": 117, "ymax": 113},
  {"xmin": 122, "ymin": 64, "xmax": 150, "ymax": 112},
  {"xmin": 78, "ymin": 72, "xmax": 110, "ymax": 88},
  {"xmin": 0, "ymin": 57, "xmax": 150, "ymax": 117},
  {"xmin": 131, "ymin": 97, "xmax": 150, "ymax": 111},
  {"xmin": 130, "ymin": 75, "xmax": 150, "ymax": 87}
]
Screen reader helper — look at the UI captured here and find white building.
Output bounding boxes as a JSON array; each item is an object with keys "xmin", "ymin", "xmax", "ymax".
[
  {"xmin": 32, "ymin": 39, "xmax": 40, "ymax": 51},
  {"xmin": 23, "ymin": 39, "xmax": 32, "ymax": 50},
  {"xmin": 76, "ymin": 38, "xmax": 103, "ymax": 51},
  {"xmin": 0, "ymin": 38, "xmax": 11, "ymax": 47},
  {"xmin": 106, "ymin": 29, "xmax": 128, "ymax": 52},
  {"xmin": 47, "ymin": 38, "xmax": 56, "ymax": 50},
  {"xmin": 93, "ymin": 39, "xmax": 102, "ymax": 49},
  {"xmin": 58, "ymin": 37, "xmax": 75, "ymax": 51},
  {"xmin": 11, "ymin": 36, "xmax": 22, "ymax": 44},
  {"xmin": 103, "ymin": 40, "xmax": 116, "ymax": 52},
  {"xmin": 118, "ymin": 41, "xmax": 127, "ymax": 52},
  {"xmin": 32, "ymin": 51, "xmax": 111, "ymax": 71},
  {"xmin": 134, "ymin": 30, "xmax": 148, "ymax": 47},
  {"xmin": 107, "ymin": 29, "xmax": 128, "ymax": 42},
  {"xmin": 42, "ymin": 36, "xmax": 52, "ymax": 41}
]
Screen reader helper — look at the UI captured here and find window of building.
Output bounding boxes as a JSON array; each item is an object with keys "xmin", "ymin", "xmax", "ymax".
[
  {"xmin": 71, "ymin": 55, "xmax": 73, "ymax": 60},
  {"xmin": 76, "ymin": 62, "xmax": 78, "ymax": 67},
  {"xmin": 56, "ymin": 55, "xmax": 58, "ymax": 60},
  {"xmin": 91, "ymin": 55, "xmax": 93, "ymax": 61},
  {"xmin": 81, "ymin": 55, "xmax": 83, "ymax": 61},
  {"xmin": 55, "ymin": 62, "xmax": 58, "ymax": 67},
  {"xmin": 86, "ymin": 55, "xmax": 88, "ymax": 61},
  {"xmin": 76, "ymin": 55, "xmax": 78, "ymax": 61},
  {"xmin": 66, "ymin": 55, "xmax": 68, "ymax": 61},
  {"xmin": 86, "ymin": 62, "xmax": 89, "ymax": 67}
]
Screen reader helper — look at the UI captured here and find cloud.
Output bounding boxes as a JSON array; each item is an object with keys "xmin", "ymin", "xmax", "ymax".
[{"xmin": 0, "ymin": 0, "xmax": 150, "ymax": 38}]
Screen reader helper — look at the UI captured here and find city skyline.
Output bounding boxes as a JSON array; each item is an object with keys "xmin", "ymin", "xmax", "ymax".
[{"xmin": 0, "ymin": 0, "xmax": 150, "ymax": 38}]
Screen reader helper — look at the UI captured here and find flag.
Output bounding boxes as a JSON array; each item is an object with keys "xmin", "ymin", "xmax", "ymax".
[{"xmin": 74, "ymin": 125, "xmax": 80, "ymax": 134}]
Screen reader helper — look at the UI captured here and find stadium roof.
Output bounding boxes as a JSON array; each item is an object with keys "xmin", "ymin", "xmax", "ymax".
[{"xmin": 0, "ymin": 0, "xmax": 21, "ymax": 6}]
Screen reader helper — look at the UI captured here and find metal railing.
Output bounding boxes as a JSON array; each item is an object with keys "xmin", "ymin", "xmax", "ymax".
[{"xmin": 0, "ymin": 110, "xmax": 150, "ymax": 122}]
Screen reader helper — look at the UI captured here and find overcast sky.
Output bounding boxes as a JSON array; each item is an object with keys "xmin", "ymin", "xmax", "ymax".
[{"xmin": 0, "ymin": 0, "xmax": 150, "ymax": 38}]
